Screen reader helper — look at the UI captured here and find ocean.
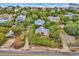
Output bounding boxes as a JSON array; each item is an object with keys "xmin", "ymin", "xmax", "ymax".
[{"xmin": 0, "ymin": 3, "xmax": 70, "ymax": 8}]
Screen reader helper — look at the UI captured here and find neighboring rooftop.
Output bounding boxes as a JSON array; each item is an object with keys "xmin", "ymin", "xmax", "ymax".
[
  {"xmin": 34, "ymin": 19, "xmax": 45, "ymax": 26},
  {"xmin": 35, "ymin": 26, "xmax": 49, "ymax": 36},
  {"xmin": 16, "ymin": 15, "xmax": 26, "ymax": 23},
  {"xmin": 48, "ymin": 16, "xmax": 60, "ymax": 22},
  {"xmin": 6, "ymin": 30, "xmax": 14, "ymax": 37}
]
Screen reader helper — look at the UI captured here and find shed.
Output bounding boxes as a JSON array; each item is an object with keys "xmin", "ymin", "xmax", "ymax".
[{"xmin": 6, "ymin": 30, "xmax": 14, "ymax": 37}]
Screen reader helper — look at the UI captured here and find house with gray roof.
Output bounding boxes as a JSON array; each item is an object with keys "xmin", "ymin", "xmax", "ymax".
[
  {"xmin": 35, "ymin": 26, "xmax": 49, "ymax": 36},
  {"xmin": 0, "ymin": 15, "xmax": 13, "ymax": 23},
  {"xmin": 34, "ymin": 19, "xmax": 45, "ymax": 26},
  {"xmin": 0, "ymin": 18, "xmax": 8, "ymax": 23},
  {"xmin": 64, "ymin": 13, "xmax": 74, "ymax": 19},
  {"xmin": 16, "ymin": 15, "xmax": 26, "ymax": 23},
  {"xmin": 6, "ymin": 30, "xmax": 14, "ymax": 38},
  {"xmin": 48, "ymin": 16, "xmax": 60, "ymax": 22}
]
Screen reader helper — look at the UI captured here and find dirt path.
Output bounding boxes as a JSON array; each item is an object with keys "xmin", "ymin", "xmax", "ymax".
[
  {"xmin": 2, "ymin": 37, "xmax": 15, "ymax": 48},
  {"xmin": 60, "ymin": 32, "xmax": 75, "ymax": 51},
  {"xmin": 60, "ymin": 33, "xmax": 70, "ymax": 51},
  {"xmin": 22, "ymin": 25, "xmax": 33, "ymax": 50}
]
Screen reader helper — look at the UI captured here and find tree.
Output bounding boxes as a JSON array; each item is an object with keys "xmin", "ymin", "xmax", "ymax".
[
  {"xmin": 60, "ymin": 15, "xmax": 70, "ymax": 24},
  {"xmin": 43, "ymin": 21, "xmax": 55, "ymax": 28},
  {"xmin": 0, "ymin": 32, "xmax": 7, "ymax": 46},
  {"xmin": 24, "ymin": 17, "xmax": 34, "ymax": 26},
  {"xmin": 64, "ymin": 21, "xmax": 79, "ymax": 36},
  {"xmin": 11, "ymin": 24, "xmax": 24, "ymax": 34},
  {"xmin": 0, "ymin": 26, "xmax": 9, "ymax": 33},
  {"xmin": 72, "ymin": 15, "xmax": 79, "ymax": 22},
  {"xmin": 48, "ymin": 25, "xmax": 61, "ymax": 39},
  {"xmin": 31, "ymin": 14, "xmax": 38, "ymax": 20}
]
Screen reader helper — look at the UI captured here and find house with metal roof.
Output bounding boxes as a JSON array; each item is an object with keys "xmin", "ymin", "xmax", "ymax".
[
  {"xmin": 6, "ymin": 30, "xmax": 14, "ymax": 38},
  {"xmin": 16, "ymin": 15, "xmax": 26, "ymax": 23},
  {"xmin": 34, "ymin": 19, "xmax": 45, "ymax": 26},
  {"xmin": 64, "ymin": 13, "xmax": 79, "ymax": 19},
  {"xmin": 35, "ymin": 26, "xmax": 49, "ymax": 36},
  {"xmin": 64, "ymin": 13, "xmax": 75, "ymax": 19},
  {"xmin": 48, "ymin": 16, "xmax": 60, "ymax": 22},
  {"xmin": 0, "ymin": 15, "xmax": 13, "ymax": 23},
  {"xmin": 0, "ymin": 18, "xmax": 8, "ymax": 23}
]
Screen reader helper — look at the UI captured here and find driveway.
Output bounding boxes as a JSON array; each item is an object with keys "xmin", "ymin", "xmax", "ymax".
[{"xmin": 2, "ymin": 37, "xmax": 15, "ymax": 48}]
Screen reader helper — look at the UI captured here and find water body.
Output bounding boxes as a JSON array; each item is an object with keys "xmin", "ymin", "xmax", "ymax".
[{"xmin": 0, "ymin": 3, "xmax": 70, "ymax": 8}]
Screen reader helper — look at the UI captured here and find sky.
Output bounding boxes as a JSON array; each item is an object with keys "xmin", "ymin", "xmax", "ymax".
[{"xmin": 0, "ymin": 0, "xmax": 79, "ymax": 3}]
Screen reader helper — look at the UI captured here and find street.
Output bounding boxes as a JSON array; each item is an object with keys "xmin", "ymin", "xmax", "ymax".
[{"xmin": 0, "ymin": 50, "xmax": 79, "ymax": 56}]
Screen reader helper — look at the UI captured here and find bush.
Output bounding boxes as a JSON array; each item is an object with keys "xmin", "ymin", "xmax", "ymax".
[
  {"xmin": 0, "ymin": 32, "xmax": 7, "ymax": 46},
  {"xmin": 48, "ymin": 25, "xmax": 61, "ymax": 39},
  {"xmin": 23, "ymin": 17, "xmax": 34, "ymax": 26},
  {"xmin": 64, "ymin": 21, "xmax": 79, "ymax": 36},
  {"xmin": 29, "ymin": 33, "xmax": 56, "ymax": 47},
  {"xmin": 11, "ymin": 24, "xmax": 24, "ymax": 34},
  {"xmin": 0, "ymin": 26, "xmax": 9, "ymax": 33},
  {"xmin": 60, "ymin": 15, "xmax": 70, "ymax": 24},
  {"xmin": 13, "ymin": 32, "xmax": 26, "ymax": 49}
]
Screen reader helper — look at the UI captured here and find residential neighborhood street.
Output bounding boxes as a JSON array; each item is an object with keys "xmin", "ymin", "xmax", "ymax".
[{"xmin": 0, "ymin": 50, "xmax": 79, "ymax": 56}]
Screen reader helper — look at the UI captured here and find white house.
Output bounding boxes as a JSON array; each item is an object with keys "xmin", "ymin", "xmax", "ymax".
[
  {"xmin": 16, "ymin": 15, "xmax": 26, "ymax": 23},
  {"xmin": 48, "ymin": 16, "xmax": 60, "ymax": 22},
  {"xmin": 35, "ymin": 26, "xmax": 49, "ymax": 36}
]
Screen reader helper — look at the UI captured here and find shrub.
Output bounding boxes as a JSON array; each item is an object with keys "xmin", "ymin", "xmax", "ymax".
[
  {"xmin": 13, "ymin": 32, "xmax": 26, "ymax": 49},
  {"xmin": 48, "ymin": 25, "xmax": 61, "ymax": 39},
  {"xmin": 29, "ymin": 33, "xmax": 56, "ymax": 47},
  {"xmin": 60, "ymin": 15, "xmax": 70, "ymax": 24},
  {"xmin": 0, "ymin": 32, "xmax": 7, "ymax": 46},
  {"xmin": 0, "ymin": 26, "xmax": 9, "ymax": 33},
  {"xmin": 64, "ymin": 21, "xmax": 79, "ymax": 36},
  {"xmin": 11, "ymin": 24, "xmax": 24, "ymax": 34}
]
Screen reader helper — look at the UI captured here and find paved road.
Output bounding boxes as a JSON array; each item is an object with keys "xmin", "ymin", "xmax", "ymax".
[{"xmin": 0, "ymin": 50, "xmax": 79, "ymax": 56}]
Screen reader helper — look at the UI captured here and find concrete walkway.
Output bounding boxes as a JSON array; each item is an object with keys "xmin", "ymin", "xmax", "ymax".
[{"xmin": 2, "ymin": 37, "xmax": 15, "ymax": 48}]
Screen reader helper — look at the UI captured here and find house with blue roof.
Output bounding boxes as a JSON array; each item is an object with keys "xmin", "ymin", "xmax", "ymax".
[
  {"xmin": 34, "ymin": 19, "xmax": 45, "ymax": 26},
  {"xmin": 0, "ymin": 15, "xmax": 13, "ymax": 23},
  {"xmin": 16, "ymin": 15, "xmax": 26, "ymax": 23},
  {"xmin": 35, "ymin": 26, "xmax": 49, "ymax": 36}
]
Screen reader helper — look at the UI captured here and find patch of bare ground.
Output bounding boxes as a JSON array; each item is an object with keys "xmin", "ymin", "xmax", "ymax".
[{"xmin": 12, "ymin": 34, "xmax": 25, "ymax": 49}]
